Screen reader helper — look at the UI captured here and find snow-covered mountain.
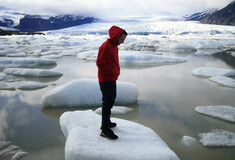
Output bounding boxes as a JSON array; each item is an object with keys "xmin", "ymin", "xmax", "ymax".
[
  {"xmin": 0, "ymin": 7, "xmax": 96, "ymax": 32},
  {"xmin": 201, "ymin": 1, "xmax": 235, "ymax": 26},
  {"xmin": 183, "ymin": 9, "xmax": 217, "ymax": 21}
]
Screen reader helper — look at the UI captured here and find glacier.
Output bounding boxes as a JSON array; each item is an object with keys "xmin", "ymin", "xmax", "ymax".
[{"xmin": 60, "ymin": 110, "xmax": 180, "ymax": 160}]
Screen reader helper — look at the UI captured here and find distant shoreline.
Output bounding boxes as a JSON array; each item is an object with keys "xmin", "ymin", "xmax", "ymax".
[{"xmin": 0, "ymin": 28, "xmax": 45, "ymax": 36}]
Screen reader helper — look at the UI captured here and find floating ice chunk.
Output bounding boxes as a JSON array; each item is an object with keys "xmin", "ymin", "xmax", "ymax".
[
  {"xmin": 0, "ymin": 58, "xmax": 56, "ymax": 68},
  {"xmin": 0, "ymin": 73, "xmax": 20, "ymax": 82},
  {"xmin": 0, "ymin": 82, "xmax": 15, "ymax": 90},
  {"xmin": 199, "ymin": 129, "xmax": 235, "ymax": 147},
  {"xmin": 231, "ymin": 52, "xmax": 235, "ymax": 57},
  {"xmin": 42, "ymin": 79, "xmax": 139, "ymax": 108},
  {"xmin": 209, "ymin": 76, "xmax": 235, "ymax": 88},
  {"xmin": 95, "ymin": 106, "xmax": 133, "ymax": 115},
  {"xmin": 4, "ymin": 68, "xmax": 63, "ymax": 77},
  {"xmin": 0, "ymin": 73, "xmax": 7, "ymax": 81},
  {"xmin": 7, "ymin": 52, "xmax": 27, "ymax": 57},
  {"xmin": 194, "ymin": 49, "xmax": 224, "ymax": 55},
  {"xmin": 181, "ymin": 136, "xmax": 196, "ymax": 147},
  {"xmin": 191, "ymin": 67, "xmax": 235, "ymax": 77},
  {"xmin": 170, "ymin": 43, "xmax": 197, "ymax": 52},
  {"xmin": 12, "ymin": 151, "xmax": 29, "ymax": 160},
  {"xmin": 60, "ymin": 110, "xmax": 180, "ymax": 160},
  {"xmin": 0, "ymin": 141, "xmax": 28, "ymax": 160},
  {"xmin": 195, "ymin": 105, "xmax": 235, "ymax": 122},
  {"xmin": 41, "ymin": 51, "xmax": 58, "ymax": 56},
  {"xmin": 40, "ymin": 55, "xmax": 63, "ymax": 59},
  {"xmin": 18, "ymin": 81, "xmax": 48, "ymax": 90},
  {"xmin": 0, "ymin": 50, "xmax": 11, "ymax": 56},
  {"xmin": 77, "ymin": 50, "xmax": 186, "ymax": 65}
]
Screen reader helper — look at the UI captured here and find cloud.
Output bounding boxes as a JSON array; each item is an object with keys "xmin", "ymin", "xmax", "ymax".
[{"xmin": 1, "ymin": 0, "xmax": 233, "ymax": 18}]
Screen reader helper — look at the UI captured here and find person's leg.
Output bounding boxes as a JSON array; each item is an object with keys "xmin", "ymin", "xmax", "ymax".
[
  {"xmin": 99, "ymin": 81, "xmax": 116, "ymax": 128},
  {"xmin": 99, "ymin": 81, "xmax": 118, "ymax": 139}
]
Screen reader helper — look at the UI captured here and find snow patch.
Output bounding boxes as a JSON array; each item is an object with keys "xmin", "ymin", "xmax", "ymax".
[
  {"xmin": 42, "ymin": 79, "xmax": 139, "ymax": 108},
  {"xmin": 59, "ymin": 110, "xmax": 180, "ymax": 160},
  {"xmin": 195, "ymin": 105, "xmax": 235, "ymax": 122}
]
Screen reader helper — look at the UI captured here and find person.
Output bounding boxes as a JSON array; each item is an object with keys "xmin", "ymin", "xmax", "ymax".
[{"xmin": 96, "ymin": 26, "xmax": 127, "ymax": 140}]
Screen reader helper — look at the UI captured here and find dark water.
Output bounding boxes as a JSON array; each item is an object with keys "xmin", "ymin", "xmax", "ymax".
[{"xmin": 0, "ymin": 51, "xmax": 235, "ymax": 160}]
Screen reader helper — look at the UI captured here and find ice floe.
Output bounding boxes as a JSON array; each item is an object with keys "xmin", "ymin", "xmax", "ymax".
[
  {"xmin": 7, "ymin": 52, "xmax": 27, "ymax": 57},
  {"xmin": 95, "ymin": 106, "xmax": 133, "ymax": 115},
  {"xmin": 195, "ymin": 105, "xmax": 235, "ymax": 122},
  {"xmin": 0, "ymin": 73, "xmax": 20, "ymax": 82},
  {"xmin": 77, "ymin": 50, "xmax": 187, "ymax": 65},
  {"xmin": 191, "ymin": 67, "xmax": 235, "ymax": 77},
  {"xmin": 17, "ymin": 81, "xmax": 48, "ymax": 90},
  {"xmin": 3, "ymin": 68, "xmax": 63, "ymax": 77},
  {"xmin": 199, "ymin": 129, "xmax": 235, "ymax": 147},
  {"xmin": 42, "ymin": 79, "xmax": 138, "ymax": 108},
  {"xmin": 0, "ymin": 82, "xmax": 15, "ymax": 90},
  {"xmin": 0, "ymin": 141, "xmax": 28, "ymax": 160},
  {"xmin": 0, "ymin": 57, "xmax": 56, "ymax": 68},
  {"xmin": 181, "ymin": 136, "xmax": 197, "ymax": 147},
  {"xmin": 170, "ymin": 43, "xmax": 197, "ymax": 52},
  {"xmin": 209, "ymin": 76, "xmax": 235, "ymax": 88},
  {"xmin": 60, "ymin": 110, "xmax": 180, "ymax": 160}
]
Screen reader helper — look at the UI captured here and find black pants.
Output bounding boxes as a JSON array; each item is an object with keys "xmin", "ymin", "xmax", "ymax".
[{"xmin": 99, "ymin": 81, "xmax": 116, "ymax": 129}]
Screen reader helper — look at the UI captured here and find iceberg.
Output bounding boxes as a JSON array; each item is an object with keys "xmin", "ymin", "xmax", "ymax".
[
  {"xmin": 0, "ymin": 141, "xmax": 28, "ymax": 160},
  {"xmin": 0, "ymin": 73, "xmax": 20, "ymax": 82},
  {"xmin": 77, "ymin": 50, "xmax": 187, "ymax": 65},
  {"xmin": 191, "ymin": 67, "xmax": 235, "ymax": 77},
  {"xmin": 42, "ymin": 79, "xmax": 139, "ymax": 108},
  {"xmin": 7, "ymin": 52, "xmax": 27, "ymax": 57},
  {"xmin": 195, "ymin": 105, "xmax": 235, "ymax": 122},
  {"xmin": 95, "ymin": 106, "xmax": 133, "ymax": 115},
  {"xmin": 0, "ymin": 57, "xmax": 56, "ymax": 68},
  {"xmin": 209, "ymin": 76, "xmax": 235, "ymax": 88},
  {"xmin": 3, "ymin": 68, "xmax": 63, "ymax": 77},
  {"xmin": 0, "ymin": 82, "xmax": 15, "ymax": 90},
  {"xmin": 199, "ymin": 129, "xmax": 235, "ymax": 147},
  {"xmin": 170, "ymin": 43, "xmax": 197, "ymax": 52},
  {"xmin": 17, "ymin": 81, "xmax": 48, "ymax": 90},
  {"xmin": 60, "ymin": 110, "xmax": 180, "ymax": 160},
  {"xmin": 181, "ymin": 136, "xmax": 197, "ymax": 147}
]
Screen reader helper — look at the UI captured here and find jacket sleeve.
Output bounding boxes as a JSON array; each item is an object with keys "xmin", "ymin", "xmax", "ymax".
[{"xmin": 96, "ymin": 46, "xmax": 114, "ymax": 76}]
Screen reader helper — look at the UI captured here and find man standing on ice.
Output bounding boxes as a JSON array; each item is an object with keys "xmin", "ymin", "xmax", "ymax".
[{"xmin": 96, "ymin": 26, "xmax": 127, "ymax": 140}]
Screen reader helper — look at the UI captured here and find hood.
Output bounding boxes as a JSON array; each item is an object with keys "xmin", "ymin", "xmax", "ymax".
[{"xmin": 108, "ymin": 26, "xmax": 124, "ymax": 46}]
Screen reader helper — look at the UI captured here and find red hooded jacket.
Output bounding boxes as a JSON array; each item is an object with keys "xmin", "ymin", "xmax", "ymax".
[{"xmin": 96, "ymin": 26, "xmax": 125, "ymax": 82}]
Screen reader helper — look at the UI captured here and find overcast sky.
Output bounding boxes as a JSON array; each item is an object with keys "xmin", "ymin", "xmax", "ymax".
[{"xmin": 1, "ymin": 0, "xmax": 234, "ymax": 18}]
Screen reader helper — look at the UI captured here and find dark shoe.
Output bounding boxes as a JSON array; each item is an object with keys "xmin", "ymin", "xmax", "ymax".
[
  {"xmin": 100, "ymin": 128, "xmax": 118, "ymax": 140},
  {"xmin": 100, "ymin": 122, "xmax": 117, "ymax": 130}
]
